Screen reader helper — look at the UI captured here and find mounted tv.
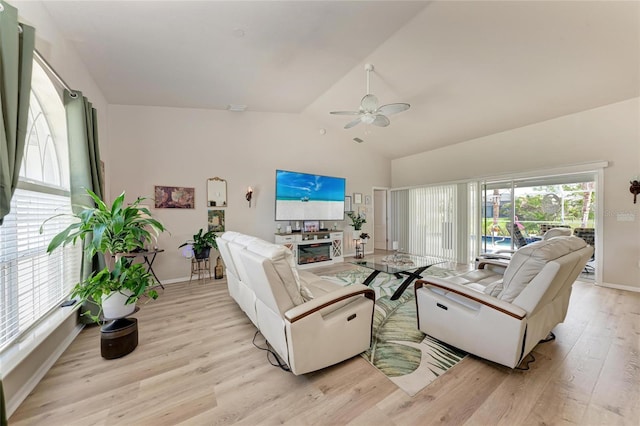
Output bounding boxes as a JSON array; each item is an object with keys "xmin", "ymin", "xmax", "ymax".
[{"xmin": 275, "ymin": 169, "xmax": 345, "ymax": 221}]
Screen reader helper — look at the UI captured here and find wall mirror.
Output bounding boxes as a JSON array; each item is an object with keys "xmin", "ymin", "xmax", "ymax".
[{"xmin": 207, "ymin": 177, "xmax": 227, "ymax": 207}]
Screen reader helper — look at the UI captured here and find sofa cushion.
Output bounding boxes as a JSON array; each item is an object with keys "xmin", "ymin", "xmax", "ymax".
[
  {"xmin": 499, "ymin": 236, "xmax": 587, "ymax": 302},
  {"xmin": 246, "ymin": 239, "xmax": 305, "ymax": 306},
  {"xmin": 483, "ymin": 279, "xmax": 504, "ymax": 297}
]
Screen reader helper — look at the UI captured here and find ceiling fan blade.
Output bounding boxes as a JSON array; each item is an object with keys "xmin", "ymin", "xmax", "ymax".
[
  {"xmin": 329, "ymin": 110, "xmax": 361, "ymax": 115},
  {"xmin": 360, "ymin": 94, "xmax": 378, "ymax": 112},
  {"xmin": 377, "ymin": 103, "xmax": 410, "ymax": 116},
  {"xmin": 371, "ymin": 115, "xmax": 390, "ymax": 127},
  {"xmin": 344, "ymin": 117, "xmax": 363, "ymax": 129}
]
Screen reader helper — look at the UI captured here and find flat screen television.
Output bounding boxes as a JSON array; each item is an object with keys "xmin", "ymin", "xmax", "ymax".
[{"xmin": 275, "ymin": 169, "xmax": 345, "ymax": 221}]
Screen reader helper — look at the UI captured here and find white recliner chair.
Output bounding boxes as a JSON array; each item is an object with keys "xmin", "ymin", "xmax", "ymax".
[
  {"xmin": 415, "ymin": 236, "xmax": 593, "ymax": 368},
  {"xmin": 218, "ymin": 232, "xmax": 375, "ymax": 375}
]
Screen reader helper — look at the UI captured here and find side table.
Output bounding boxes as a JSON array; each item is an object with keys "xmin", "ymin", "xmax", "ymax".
[
  {"xmin": 190, "ymin": 256, "xmax": 212, "ymax": 283},
  {"xmin": 354, "ymin": 240, "xmax": 366, "ymax": 259}
]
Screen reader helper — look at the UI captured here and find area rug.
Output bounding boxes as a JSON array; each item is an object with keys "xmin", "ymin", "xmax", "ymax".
[{"xmin": 321, "ymin": 266, "xmax": 467, "ymax": 397}]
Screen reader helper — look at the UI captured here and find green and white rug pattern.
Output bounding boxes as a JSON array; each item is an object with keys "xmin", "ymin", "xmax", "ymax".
[{"xmin": 321, "ymin": 266, "xmax": 467, "ymax": 397}]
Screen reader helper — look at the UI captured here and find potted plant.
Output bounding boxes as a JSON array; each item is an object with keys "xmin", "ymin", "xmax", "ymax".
[
  {"xmin": 347, "ymin": 211, "xmax": 367, "ymax": 231},
  {"xmin": 179, "ymin": 228, "xmax": 218, "ymax": 260},
  {"xmin": 41, "ymin": 189, "xmax": 166, "ymax": 322}
]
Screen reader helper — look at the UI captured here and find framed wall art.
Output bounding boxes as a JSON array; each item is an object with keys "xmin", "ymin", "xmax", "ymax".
[
  {"xmin": 154, "ymin": 186, "xmax": 195, "ymax": 208},
  {"xmin": 344, "ymin": 195, "xmax": 352, "ymax": 212},
  {"xmin": 208, "ymin": 209, "xmax": 225, "ymax": 232},
  {"xmin": 353, "ymin": 193, "xmax": 362, "ymax": 204}
]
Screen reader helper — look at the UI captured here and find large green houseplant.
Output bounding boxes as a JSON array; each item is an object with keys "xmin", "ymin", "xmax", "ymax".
[{"xmin": 41, "ymin": 189, "xmax": 166, "ymax": 321}]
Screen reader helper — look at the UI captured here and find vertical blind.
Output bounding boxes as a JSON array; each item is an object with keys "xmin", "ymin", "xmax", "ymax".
[
  {"xmin": 0, "ymin": 188, "xmax": 81, "ymax": 351},
  {"xmin": 390, "ymin": 184, "xmax": 458, "ymax": 261}
]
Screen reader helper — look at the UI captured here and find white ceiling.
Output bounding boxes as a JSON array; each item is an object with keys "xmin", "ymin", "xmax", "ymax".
[{"xmin": 36, "ymin": 1, "xmax": 640, "ymax": 159}]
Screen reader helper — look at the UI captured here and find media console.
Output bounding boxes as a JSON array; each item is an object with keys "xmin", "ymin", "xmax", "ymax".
[{"xmin": 274, "ymin": 231, "xmax": 343, "ymax": 269}]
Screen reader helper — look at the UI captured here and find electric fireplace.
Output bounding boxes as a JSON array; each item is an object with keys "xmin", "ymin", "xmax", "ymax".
[{"xmin": 297, "ymin": 242, "xmax": 332, "ymax": 265}]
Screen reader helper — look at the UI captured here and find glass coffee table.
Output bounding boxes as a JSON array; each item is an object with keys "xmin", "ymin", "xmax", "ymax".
[{"xmin": 350, "ymin": 254, "xmax": 444, "ymax": 300}]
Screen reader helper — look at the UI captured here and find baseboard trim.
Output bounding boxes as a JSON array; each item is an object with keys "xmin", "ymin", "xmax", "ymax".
[
  {"xmin": 6, "ymin": 323, "xmax": 84, "ymax": 417},
  {"xmin": 161, "ymin": 276, "xmax": 192, "ymax": 285},
  {"xmin": 597, "ymin": 281, "xmax": 640, "ymax": 293}
]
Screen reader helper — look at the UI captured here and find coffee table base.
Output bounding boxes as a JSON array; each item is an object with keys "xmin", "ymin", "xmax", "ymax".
[{"xmin": 362, "ymin": 265, "xmax": 431, "ymax": 300}]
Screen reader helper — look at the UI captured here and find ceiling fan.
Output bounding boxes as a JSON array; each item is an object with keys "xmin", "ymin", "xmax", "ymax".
[{"xmin": 330, "ymin": 63, "xmax": 410, "ymax": 129}]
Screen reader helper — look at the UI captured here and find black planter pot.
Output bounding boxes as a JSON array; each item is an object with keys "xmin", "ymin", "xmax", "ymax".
[{"xmin": 194, "ymin": 247, "xmax": 211, "ymax": 260}]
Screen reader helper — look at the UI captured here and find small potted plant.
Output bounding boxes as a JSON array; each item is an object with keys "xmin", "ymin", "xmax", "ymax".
[
  {"xmin": 346, "ymin": 211, "xmax": 367, "ymax": 230},
  {"xmin": 179, "ymin": 228, "xmax": 218, "ymax": 260},
  {"xmin": 41, "ymin": 189, "xmax": 166, "ymax": 322}
]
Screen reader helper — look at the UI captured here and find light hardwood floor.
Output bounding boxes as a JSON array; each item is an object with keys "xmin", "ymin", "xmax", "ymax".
[{"xmin": 9, "ymin": 262, "xmax": 640, "ymax": 425}]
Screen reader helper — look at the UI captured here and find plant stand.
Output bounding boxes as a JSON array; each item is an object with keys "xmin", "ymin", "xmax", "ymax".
[
  {"xmin": 190, "ymin": 257, "xmax": 212, "ymax": 283},
  {"xmin": 101, "ymin": 317, "xmax": 138, "ymax": 359}
]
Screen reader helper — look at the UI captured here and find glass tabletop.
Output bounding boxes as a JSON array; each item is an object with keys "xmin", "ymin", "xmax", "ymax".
[{"xmin": 349, "ymin": 253, "xmax": 444, "ymax": 275}]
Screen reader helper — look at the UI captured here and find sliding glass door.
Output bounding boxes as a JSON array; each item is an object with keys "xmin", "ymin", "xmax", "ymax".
[
  {"xmin": 387, "ymin": 170, "xmax": 597, "ymax": 278},
  {"xmin": 479, "ymin": 172, "xmax": 597, "ymax": 277}
]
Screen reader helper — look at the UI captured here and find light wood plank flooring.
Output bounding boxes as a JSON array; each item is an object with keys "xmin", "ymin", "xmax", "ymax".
[{"xmin": 9, "ymin": 262, "xmax": 640, "ymax": 425}]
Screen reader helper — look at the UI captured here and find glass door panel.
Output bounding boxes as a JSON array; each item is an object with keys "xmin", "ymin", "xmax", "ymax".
[{"xmin": 477, "ymin": 172, "xmax": 596, "ymax": 279}]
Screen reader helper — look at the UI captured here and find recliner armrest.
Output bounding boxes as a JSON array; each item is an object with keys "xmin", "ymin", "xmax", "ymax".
[
  {"xmin": 284, "ymin": 284, "xmax": 375, "ymax": 323},
  {"xmin": 415, "ymin": 278, "xmax": 526, "ymax": 320},
  {"xmin": 477, "ymin": 259, "xmax": 509, "ymax": 272}
]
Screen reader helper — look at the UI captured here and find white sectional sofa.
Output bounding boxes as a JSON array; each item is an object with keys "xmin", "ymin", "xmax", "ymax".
[{"xmin": 217, "ymin": 231, "xmax": 375, "ymax": 375}]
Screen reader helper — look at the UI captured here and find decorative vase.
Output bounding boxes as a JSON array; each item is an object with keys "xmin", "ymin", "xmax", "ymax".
[
  {"xmin": 102, "ymin": 290, "xmax": 135, "ymax": 319},
  {"xmin": 353, "ymin": 230, "xmax": 361, "ymax": 239},
  {"xmin": 215, "ymin": 256, "xmax": 224, "ymax": 279}
]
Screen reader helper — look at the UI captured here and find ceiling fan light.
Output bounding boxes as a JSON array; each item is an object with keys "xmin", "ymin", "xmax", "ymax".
[{"xmin": 362, "ymin": 114, "xmax": 376, "ymax": 124}]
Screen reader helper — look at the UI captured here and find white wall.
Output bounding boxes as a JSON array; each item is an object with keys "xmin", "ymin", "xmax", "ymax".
[
  {"xmin": 107, "ymin": 105, "xmax": 390, "ymax": 282},
  {"xmin": 392, "ymin": 98, "xmax": 640, "ymax": 289}
]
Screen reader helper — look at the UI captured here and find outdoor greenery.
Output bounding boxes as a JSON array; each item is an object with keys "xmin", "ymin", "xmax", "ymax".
[{"xmin": 484, "ymin": 184, "xmax": 595, "ymax": 236}]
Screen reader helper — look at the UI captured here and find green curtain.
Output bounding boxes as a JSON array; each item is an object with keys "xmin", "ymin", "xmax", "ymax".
[
  {"xmin": 0, "ymin": 0, "xmax": 34, "ymax": 225},
  {"xmin": 64, "ymin": 89, "xmax": 105, "ymax": 322},
  {"xmin": 0, "ymin": 2, "xmax": 34, "ymax": 422},
  {"xmin": 64, "ymin": 89, "xmax": 103, "ymax": 209}
]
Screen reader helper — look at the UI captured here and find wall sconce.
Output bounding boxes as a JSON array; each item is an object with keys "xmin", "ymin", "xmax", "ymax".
[
  {"xmin": 245, "ymin": 186, "xmax": 253, "ymax": 207},
  {"xmin": 630, "ymin": 178, "xmax": 640, "ymax": 204}
]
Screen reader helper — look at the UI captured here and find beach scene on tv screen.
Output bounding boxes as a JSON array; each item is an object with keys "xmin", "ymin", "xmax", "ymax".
[{"xmin": 276, "ymin": 170, "xmax": 345, "ymax": 220}]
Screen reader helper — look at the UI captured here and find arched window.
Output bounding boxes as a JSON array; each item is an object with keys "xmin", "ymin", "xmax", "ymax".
[{"xmin": 0, "ymin": 59, "xmax": 81, "ymax": 351}]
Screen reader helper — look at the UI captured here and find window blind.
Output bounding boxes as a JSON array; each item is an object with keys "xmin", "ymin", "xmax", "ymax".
[
  {"xmin": 0, "ymin": 188, "xmax": 81, "ymax": 351},
  {"xmin": 390, "ymin": 184, "xmax": 458, "ymax": 261}
]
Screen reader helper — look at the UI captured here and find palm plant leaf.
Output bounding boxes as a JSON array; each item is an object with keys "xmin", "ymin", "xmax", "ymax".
[{"xmin": 363, "ymin": 291, "xmax": 425, "ymax": 377}]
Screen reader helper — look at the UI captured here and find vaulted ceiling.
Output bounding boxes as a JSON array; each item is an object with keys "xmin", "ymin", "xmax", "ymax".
[{"xmin": 32, "ymin": 1, "xmax": 640, "ymax": 158}]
